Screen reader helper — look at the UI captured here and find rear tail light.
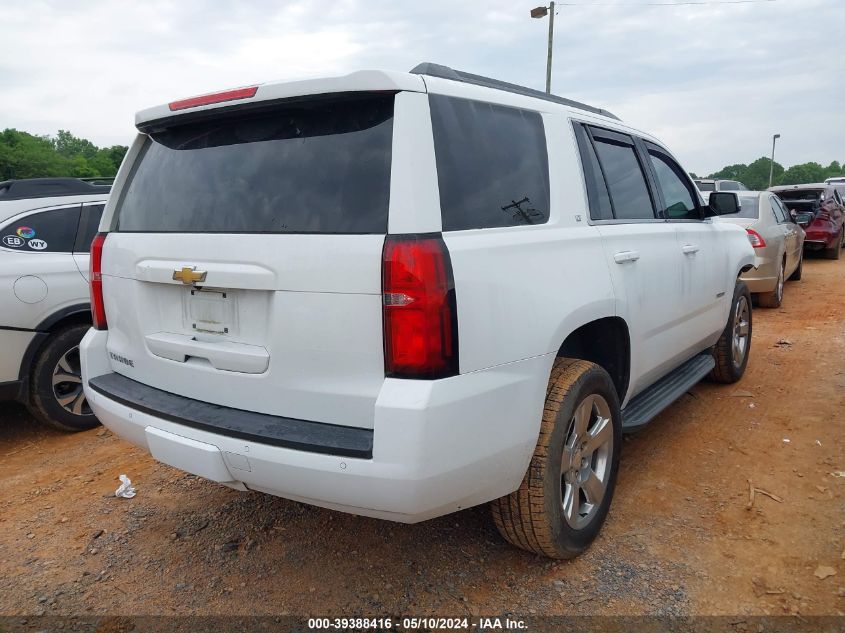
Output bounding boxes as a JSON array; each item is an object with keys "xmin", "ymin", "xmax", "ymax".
[
  {"xmin": 746, "ymin": 229, "xmax": 766, "ymax": 248},
  {"xmin": 168, "ymin": 86, "xmax": 258, "ymax": 111},
  {"xmin": 90, "ymin": 232, "xmax": 108, "ymax": 330},
  {"xmin": 382, "ymin": 234, "xmax": 458, "ymax": 379}
]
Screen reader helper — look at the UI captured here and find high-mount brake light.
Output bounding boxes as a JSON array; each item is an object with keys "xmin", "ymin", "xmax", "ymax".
[
  {"xmin": 382, "ymin": 235, "xmax": 458, "ymax": 379},
  {"xmin": 168, "ymin": 86, "xmax": 258, "ymax": 111},
  {"xmin": 746, "ymin": 228, "xmax": 766, "ymax": 249},
  {"xmin": 90, "ymin": 233, "xmax": 108, "ymax": 330}
]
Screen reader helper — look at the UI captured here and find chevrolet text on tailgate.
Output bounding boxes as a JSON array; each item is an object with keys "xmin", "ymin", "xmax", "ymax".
[{"xmin": 80, "ymin": 63, "xmax": 755, "ymax": 558}]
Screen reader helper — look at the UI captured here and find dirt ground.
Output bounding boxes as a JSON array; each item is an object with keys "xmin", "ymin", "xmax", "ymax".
[{"xmin": 1, "ymin": 254, "xmax": 843, "ymax": 619}]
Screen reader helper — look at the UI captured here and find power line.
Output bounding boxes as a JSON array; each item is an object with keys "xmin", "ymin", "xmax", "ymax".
[{"xmin": 556, "ymin": 0, "xmax": 777, "ymax": 6}]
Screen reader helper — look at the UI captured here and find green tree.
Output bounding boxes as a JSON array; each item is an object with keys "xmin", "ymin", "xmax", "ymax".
[
  {"xmin": 0, "ymin": 128, "xmax": 128, "ymax": 180},
  {"xmin": 777, "ymin": 162, "xmax": 828, "ymax": 186}
]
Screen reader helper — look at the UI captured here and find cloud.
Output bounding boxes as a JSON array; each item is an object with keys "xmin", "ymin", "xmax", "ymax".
[{"xmin": 1, "ymin": 0, "xmax": 843, "ymax": 174}]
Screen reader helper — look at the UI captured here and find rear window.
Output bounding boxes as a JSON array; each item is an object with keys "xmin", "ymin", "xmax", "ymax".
[
  {"xmin": 696, "ymin": 182, "xmax": 715, "ymax": 192},
  {"xmin": 429, "ymin": 95, "xmax": 550, "ymax": 231},
  {"xmin": 775, "ymin": 189, "xmax": 823, "ymax": 202},
  {"xmin": 719, "ymin": 194, "xmax": 760, "ymax": 219},
  {"xmin": 115, "ymin": 94, "xmax": 394, "ymax": 233}
]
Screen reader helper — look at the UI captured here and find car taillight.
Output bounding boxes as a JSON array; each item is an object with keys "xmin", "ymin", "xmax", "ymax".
[
  {"xmin": 746, "ymin": 228, "xmax": 766, "ymax": 248},
  {"xmin": 90, "ymin": 232, "xmax": 108, "ymax": 330},
  {"xmin": 382, "ymin": 234, "xmax": 458, "ymax": 379}
]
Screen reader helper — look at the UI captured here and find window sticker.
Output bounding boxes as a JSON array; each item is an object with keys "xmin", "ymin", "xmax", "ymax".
[
  {"xmin": 16, "ymin": 226, "xmax": 36, "ymax": 239},
  {"xmin": 27, "ymin": 239, "xmax": 48, "ymax": 250},
  {"xmin": 2, "ymin": 235, "xmax": 25, "ymax": 248}
]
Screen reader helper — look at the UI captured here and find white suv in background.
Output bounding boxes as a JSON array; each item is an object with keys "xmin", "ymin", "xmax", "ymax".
[
  {"xmin": 81, "ymin": 64, "xmax": 754, "ymax": 558},
  {"xmin": 0, "ymin": 178, "xmax": 109, "ymax": 430}
]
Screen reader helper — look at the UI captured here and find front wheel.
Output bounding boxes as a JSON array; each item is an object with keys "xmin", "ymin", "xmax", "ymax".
[
  {"xmin": 708, "ymin": 281, "xmax": 752, "ymax": 384},
  {"xmin": 491, "ymin": 358, "xmax": 621, "ymax": 559}
]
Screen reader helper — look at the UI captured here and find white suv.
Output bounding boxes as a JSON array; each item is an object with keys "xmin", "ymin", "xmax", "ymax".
[
  {"xmin": 80, "ymin": 64, "xmax": 754, "ymax": 558},
  {"xmin": 1, "ymin": 178, "xmax": 109, "ymax": 430}
]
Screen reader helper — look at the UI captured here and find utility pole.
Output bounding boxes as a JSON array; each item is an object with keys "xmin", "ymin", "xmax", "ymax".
[
  {"xmin": 531, "ymin": 2, "xmax": 556, "ymax": 93},
  {"xmin": 768, "ymin": 133, "xmax": 780, "ymax": 189}
]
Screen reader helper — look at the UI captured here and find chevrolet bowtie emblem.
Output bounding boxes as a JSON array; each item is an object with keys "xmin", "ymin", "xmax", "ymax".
[{"xmin": 172, "ymin": 266, "xmax": 207, "ymax": 285}]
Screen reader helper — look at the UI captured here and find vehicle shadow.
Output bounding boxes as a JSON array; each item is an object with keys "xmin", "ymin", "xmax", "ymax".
[{"xmin": 0, "ymin": 401, "xmax": 65, "ymax": 448}]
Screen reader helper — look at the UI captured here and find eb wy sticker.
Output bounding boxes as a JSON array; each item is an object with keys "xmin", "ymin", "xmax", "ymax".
[
  {"xmin": 27, "ymin": 239, "xmax": 48, "ymax": 250},
  {"xmin": 2, "ymin": 235, "xmax": 25, "ymax": 248}
]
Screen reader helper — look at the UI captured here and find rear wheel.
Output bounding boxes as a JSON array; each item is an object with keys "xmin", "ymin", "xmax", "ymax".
[
  {"xmin": 708, "ymin": 282, "xmax": 752, "ymax": 384},
  {"xmin": 788, "ymin": 251, "xmax": 803, "ymax": 281},
  {"xmin": 757, "ymin": 260, "xmax": 784, "ymax": 308},
  {"xmin": 491, "ymin": 358, "xmax": 621, "ymax": 559},
  {"xmin": 27, "ymin": 324, "xmax": 100, "ymax": 432},
  {"xmin": 823, "ymin": 228, "xmax": 843, "ymax": 260}
]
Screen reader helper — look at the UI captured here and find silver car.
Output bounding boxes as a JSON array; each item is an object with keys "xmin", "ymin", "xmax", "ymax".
[{"xmin": 715, "ymin": 191, "xmax": 804, "ymax": 308}]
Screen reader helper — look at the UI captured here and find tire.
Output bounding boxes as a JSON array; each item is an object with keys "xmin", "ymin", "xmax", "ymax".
[
  {"xmin": 757, "ymin": 260, "xmax": 784, "ymax": 308},
  {"xmin": 823, "ymin": 229, "xmax": 843, "ymax": 260},
  {"xmin": 708, "ymin": 281, "xmax": 752, "ymax": 384},
  {"xmin": 26, "ymin": 324, "xmax": 100, "ymax": 432},
  {"xmin": 788, "ymin": 251, "xmax": 802, "ymax": 281},
  {"xmin": 491, "ymin": 358, "xmax": 622, "ymax": 559}
]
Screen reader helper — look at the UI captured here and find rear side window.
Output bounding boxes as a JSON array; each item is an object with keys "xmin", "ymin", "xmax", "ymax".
[
  {"xmin": 590, "ymin": 132, "xmax": 655, "ymax": 220},
  {"xmin": 115, "ymin": 94, "xmax": 394, "ymax": 233},
  {"xmin": 574, "ymin": 124, "xmax": 613, "ymax": 220},
  {"xmin": 429, "ymin": 95, "xmax": 550, "ymax": 231},
  {"xmin": 74, "ymin": 203, "xmax": 105, "ymax": 252},
  {"xmin": 0, "ymin": 205, "xmax": 81, "ymax": 252}
]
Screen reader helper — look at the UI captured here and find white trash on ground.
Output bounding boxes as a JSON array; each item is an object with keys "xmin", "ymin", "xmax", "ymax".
[{"xmin": 115, "ymin": 474, "xmax": 136, "ymax": 498}]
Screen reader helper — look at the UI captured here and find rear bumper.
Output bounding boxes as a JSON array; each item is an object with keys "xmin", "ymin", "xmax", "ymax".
[
  {"xmin": 740, "ymin": 253, "xmax": 777, "ymax": 294},
  {"xmin": 81, "ymin": 329, "xmax": 551, "ymax": 523}
]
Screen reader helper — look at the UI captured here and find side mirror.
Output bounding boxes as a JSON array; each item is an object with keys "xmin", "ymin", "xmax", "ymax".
[
  {"xmin": 793, "ymin": 212, "xmax": 814, "ymax": 227},
  {"xmin": 708, "ymin": 191, "xmax": 741, "ymax": 216}
]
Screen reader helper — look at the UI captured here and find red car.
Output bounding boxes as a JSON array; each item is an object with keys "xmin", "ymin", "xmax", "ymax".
[{"xmin": 770, "ymin": 183, "xmax": 845, "ymax": 259}]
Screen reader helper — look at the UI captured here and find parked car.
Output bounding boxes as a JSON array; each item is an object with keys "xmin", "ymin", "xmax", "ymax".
[
  {"xmin": 824, "ymin": 176, "xmax": 845, "ymax": 185},
  {"xmin": 714, "ymin": 192, "xmax": 804, "ymax": 308},
  {"xmin": 770, "ymin": 183, "xmax": 845, "ymax": 259},
  {"xmin": 80, "ymin": 63, "xmax": 754, "ymax": 558},
  {"xmin": 694, "ymin": 178, "xmax": 749, "ymax": 197},
  {"xmin": 0, "ymin": 178, "xmax": 109, "ymax": 430}
]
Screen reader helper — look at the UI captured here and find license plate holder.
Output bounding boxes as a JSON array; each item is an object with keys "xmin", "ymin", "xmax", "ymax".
[{"xmin": 182, "ymin": 288, "xmax": 237, "ymax": 334}]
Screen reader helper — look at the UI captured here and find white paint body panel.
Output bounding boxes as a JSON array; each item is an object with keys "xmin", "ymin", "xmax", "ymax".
[{"xmin": 82, "ymin": 68, "xmax": 754, "ymax": 521}]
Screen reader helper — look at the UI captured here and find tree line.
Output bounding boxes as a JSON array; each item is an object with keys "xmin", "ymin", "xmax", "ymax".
[
  {"xmin": 2, "ymin": 127, "xmax": 843, "ymax": 192},
  {"xmin": 694, "ymin": 157, "xmax": 843, "ymax": 191},
  {"xmin": 0, "ymin": 129, "xmax": 128, "ymax": 181}
]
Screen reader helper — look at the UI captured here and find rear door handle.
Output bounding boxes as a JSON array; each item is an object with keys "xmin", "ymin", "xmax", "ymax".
[
  {"xmin": 613, "ymin": 250, "xmax": 640, "ymax": 264},
  {"xmin": 682, "ymin": 244, "xmax": 700, "ymax": 255}
]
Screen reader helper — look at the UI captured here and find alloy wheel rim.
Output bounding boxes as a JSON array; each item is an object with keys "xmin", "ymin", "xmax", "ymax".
[
  {"xmin": 560, "ymin": 394, "xmax": 613, "ymax": 530},
  {"xmin": 52, "ymin": 346, "xmax": 91, "ymax": 416},
  {"xmin": 731, "ymin": 296, "xmax": 750, "ymax": 368}
]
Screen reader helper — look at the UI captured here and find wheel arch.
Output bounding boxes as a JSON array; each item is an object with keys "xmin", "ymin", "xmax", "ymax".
[
  {"xmin": 554, "ymin": 315, "xmax": 631, "ymax": 404},
  {"xmin": 15, "ymin": 304, "xmax": 92, "ymax": 396}
]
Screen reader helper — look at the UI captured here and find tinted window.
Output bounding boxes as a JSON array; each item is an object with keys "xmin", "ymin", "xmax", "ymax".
[
  {"xmin": 719, "ymin": 194, "xmax": 760, "ymax": 219},
  {"xmin": 592, "ymin": 137, "xmax": 654, "ymax": 220},
  {"xmin": 116, "ymin": 94, "xmax": 394, "ymax": 233},
  {"xmin": 429, "ymin": 95, "xmax": 550, "ymax": 231},
  {"xmin": 697, "ymin": 182, "xmax": 716, "ymax": 192},
  {"xmin": 75, "ymin": 203, "xmax": 105, "ymax": 252},
  {"xmin": 0, "ymin": 205, "xmax": 81, "ymax": 252},
  {"xmin": 648, "ymin": 151, "xmax": 698, "ymax": 220},
  {"xmin": 720, "ymin": 181, "xmax": 740, "ymax": 191},
  {"xmin": 573, "ymin": 124, "xmax": 613, "ymax": 220}
]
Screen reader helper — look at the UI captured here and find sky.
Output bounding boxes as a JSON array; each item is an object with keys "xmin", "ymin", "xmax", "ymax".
[{"xmin": 1, "ymin": 0, "xmax": 843, "ymax": 176}]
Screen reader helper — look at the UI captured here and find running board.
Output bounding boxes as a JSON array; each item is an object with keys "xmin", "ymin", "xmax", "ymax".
[{"xmin": 621, "ymin": 353, "xmax": 715, "ymax": 431}]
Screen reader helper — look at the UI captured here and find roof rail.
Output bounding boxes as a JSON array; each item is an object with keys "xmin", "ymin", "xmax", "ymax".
[
  {"xmin": 410, "ymin": 62, "xmax": 620, "ymax": 121},
  {"xmin": 0, "ymin": 177, "xmax": 111, "ymax": 202}
]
